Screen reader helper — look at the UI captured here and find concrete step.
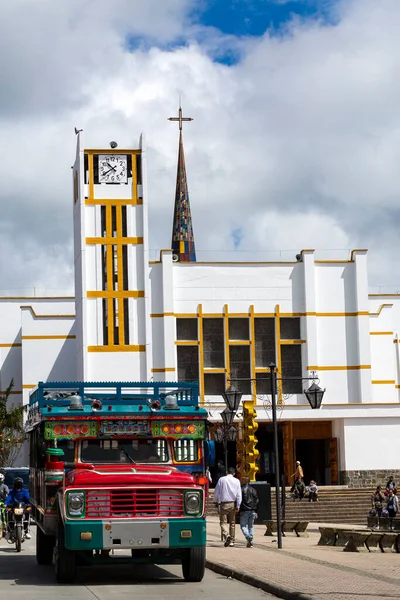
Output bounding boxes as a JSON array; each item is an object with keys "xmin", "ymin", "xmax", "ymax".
[{"xmin": 208, "ymin": 485, "xmax": 374, "ymax": 525}]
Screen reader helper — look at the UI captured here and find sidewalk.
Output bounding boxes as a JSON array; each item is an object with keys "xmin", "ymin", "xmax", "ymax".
[{"xmin": 206, "ymin": 516, "xmax": 400, "ymax": 600}]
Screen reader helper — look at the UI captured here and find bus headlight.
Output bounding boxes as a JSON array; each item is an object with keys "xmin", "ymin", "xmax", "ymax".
[
  {"xmin": 67, "ymin": 492, "xmax": 85, "ymax": 517},
  {"xmin": 184, "ymin": 491, "xmax": 202, "ymax": 515}
]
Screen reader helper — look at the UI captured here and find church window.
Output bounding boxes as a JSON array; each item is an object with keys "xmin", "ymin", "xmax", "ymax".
[
  {"xmin": 228, "ymin": 318, "xmax": 249, "ymax": 340},
  {"xmin": 280, "ymin": 318, "xmax": 301, "ymax": 340},
  {"xmin": 177, "ymin": 346, "xmax": 199, "ymax": 382},
  {"xmin": 281, "ymin": 345, "xmax": 302, "ymax": 394},
  {"xmin": 254, "ymin": 318, "xmax": 275, "ymax": 368},
  {"xmin": 176, "ymin": 318, "xmax": 198, "ymax": 341},
  {"xmin": 255, "ymin": 373, "xmax": 269, "ymax": 396},
  {"xmin": 204, "ymin": 373, "xmax": 225, "ymax": 396},
  {"xmin": 203, "ymin": 319, "xmax": 224, "ymax": 368},
  {"xmin": 229, "ymin": 346, "xmax": 251, "ymax": 394}
]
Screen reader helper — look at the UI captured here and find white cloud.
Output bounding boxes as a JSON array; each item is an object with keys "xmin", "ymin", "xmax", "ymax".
[{"xmin": 1, "ymin": 0, "xmax": 400, "ymax": 293}]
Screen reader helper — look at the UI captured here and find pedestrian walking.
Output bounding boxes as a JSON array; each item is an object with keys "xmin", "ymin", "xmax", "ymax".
[
  {"xmin": 290, "ymin": 460, "xmax": 304, "ymax": 493},
  {"xmin": 239, "ymin": 476, "xmax": 259, "ymax": 548},
  {"xmin": 213, "ymin": 467, "xmax": 242, "ymax": 547}
]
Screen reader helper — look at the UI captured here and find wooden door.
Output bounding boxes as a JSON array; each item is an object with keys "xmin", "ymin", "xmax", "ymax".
[
  {"xmin": 329, "ymin": 438, "xmax": 339, "ymax": 485},
  {"xmin": 282, "ymin": 422, "xmax": 294, "ymax": 487}
]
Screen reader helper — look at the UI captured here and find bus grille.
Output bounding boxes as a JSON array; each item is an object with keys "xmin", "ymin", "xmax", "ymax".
[{"xmin": 86, "ymin": 489, "xmax": 184, "ymax": 518}]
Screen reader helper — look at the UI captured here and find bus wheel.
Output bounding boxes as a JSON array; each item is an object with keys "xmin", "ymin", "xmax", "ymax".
[
  {"xmin": 54, "ymin": 522, "xmax": 76, "ymax": 583},
  {"xmin": 182, "ymin": 546, "xmax": 206, "ymax": 582},
  {"xmin": 36, "ymin": 526, "xmax": 55, "ymax": 565}
]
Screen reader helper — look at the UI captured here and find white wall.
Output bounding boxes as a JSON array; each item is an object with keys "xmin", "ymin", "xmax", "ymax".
[{"xmin": 343, "ymin": 417, "xmax": 400, "ymax": 470}]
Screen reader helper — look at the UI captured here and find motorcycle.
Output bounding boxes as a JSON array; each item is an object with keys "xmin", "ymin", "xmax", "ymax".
[{"xmin": 6, "ymin": 502, "xmax": 30, "ymax": 552}]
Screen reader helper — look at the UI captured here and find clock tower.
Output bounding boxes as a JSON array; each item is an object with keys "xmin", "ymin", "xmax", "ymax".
[{"xmin": 72, "ymin": 133, "xmax": 152, "ymax": 381}]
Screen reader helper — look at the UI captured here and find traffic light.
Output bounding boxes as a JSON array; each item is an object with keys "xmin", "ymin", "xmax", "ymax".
[{"xmin": 242, "ymin": 400, "xmax": 259, "ymax": 481}]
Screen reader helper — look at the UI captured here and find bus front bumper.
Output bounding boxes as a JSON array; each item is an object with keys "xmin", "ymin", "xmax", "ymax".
[{"xmin": 64, "ymin": 518, "xmax": 206, "ymax": 551}]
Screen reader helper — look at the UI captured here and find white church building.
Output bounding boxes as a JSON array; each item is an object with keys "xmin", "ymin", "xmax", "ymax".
[{"xmin": 1, "ymin": 120, "xmax": 400, "ymax": 487}]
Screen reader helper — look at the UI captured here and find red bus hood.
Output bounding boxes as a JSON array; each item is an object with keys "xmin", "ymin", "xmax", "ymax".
[{"xmin": 65, "ymin": 464, "xmax": 197, "ymax": 487}]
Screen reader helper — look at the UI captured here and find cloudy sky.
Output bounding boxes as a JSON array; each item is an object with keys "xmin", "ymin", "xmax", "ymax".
[{"xmin": 1, "ymin": 0, "xmax": 400, "ymax": 294}]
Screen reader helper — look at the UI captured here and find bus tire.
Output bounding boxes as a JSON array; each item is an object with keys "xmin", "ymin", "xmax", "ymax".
[
  {"xmin": 36, "ymin": 526, "xmax": 55, "ymax": 565},
  {"xmin": 181, "ymin": 546, "xmax": 206, "ymax": 582},
  {"xmin": 54, "ymin": 521, "xmax": 76, "ymax": 583}
]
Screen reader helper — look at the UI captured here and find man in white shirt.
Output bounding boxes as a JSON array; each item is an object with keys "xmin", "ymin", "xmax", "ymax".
[{"xmin": 213, "ymin": 467, "xmax": 242, "ymax": 547}]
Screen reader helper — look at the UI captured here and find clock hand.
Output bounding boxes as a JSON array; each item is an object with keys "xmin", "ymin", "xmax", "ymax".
[
  {"xmin": 106, "ymin": 162, "xmax": 117, "ymax": 172},
  {"xmin": 101, "ymin": 166, "xmax": 116, "ymax": 177}
]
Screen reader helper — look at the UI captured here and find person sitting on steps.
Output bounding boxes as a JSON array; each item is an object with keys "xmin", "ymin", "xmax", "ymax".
[{"xmin": 308, "ymin": 480, "xmax": 319, "ymax": 502}]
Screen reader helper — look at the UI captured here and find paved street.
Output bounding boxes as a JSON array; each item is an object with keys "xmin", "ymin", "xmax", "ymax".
[
  {"xmin": 206, "ymin": 516, "xmax": 400, "ymax": 600},
  {"xmin": 0, "ymin": 526, "xmax": 273, "ymax": 600}
]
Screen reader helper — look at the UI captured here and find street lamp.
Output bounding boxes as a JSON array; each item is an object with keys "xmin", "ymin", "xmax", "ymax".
[
  {"xmin": 214, "ymin": 388, "xmax": 243, "ymax": 474},
  {"xmin": 222, "ymin": 387, "xmax": 242, "ymax": 412},
  {"xmin": 304, "ymin": 382, "xmax": 325, "ymax": 409}
]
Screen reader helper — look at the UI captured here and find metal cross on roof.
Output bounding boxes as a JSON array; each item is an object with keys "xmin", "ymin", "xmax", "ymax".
[{"xmin": 168, "ymin": 106, "xmax": 193, "ymax": 131}]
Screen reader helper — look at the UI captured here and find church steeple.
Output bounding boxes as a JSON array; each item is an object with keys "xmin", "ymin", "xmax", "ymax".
[{"xmin": 168, "ymin": 107, "xmax": 196, "ymax": 262}]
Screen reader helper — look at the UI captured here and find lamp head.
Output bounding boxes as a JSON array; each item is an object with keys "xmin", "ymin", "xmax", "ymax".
[{"xmin": 304, "ymin": 382, "xmax": 325, "ymax": 409}]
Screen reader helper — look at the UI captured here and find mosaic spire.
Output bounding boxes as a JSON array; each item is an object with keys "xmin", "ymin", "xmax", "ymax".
[{"xmin": 168, "ymin": 107, "xmax": 196, "ymax": 262}]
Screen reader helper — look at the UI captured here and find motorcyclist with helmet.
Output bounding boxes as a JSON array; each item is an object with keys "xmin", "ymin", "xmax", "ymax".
[
  {"xmin": 0, "ymin": 473, "xmax": 10, "ymax": 534},
  {"xmin": 5, "ymin": 477, "xmax": 31, "ymax": 539}
]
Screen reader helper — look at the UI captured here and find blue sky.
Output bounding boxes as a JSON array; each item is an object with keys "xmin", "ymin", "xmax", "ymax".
[{"xmin": 193, "ymin": 0, "xmax": 338, "ymax": 37}]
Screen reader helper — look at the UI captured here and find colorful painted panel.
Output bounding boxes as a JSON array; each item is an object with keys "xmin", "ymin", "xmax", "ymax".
[
  {"xmin": 45, "ymin": 421, "xmax": 98, "ymax": 440},
  {"xmin": 100, "ymin": 420, "xmax": 150, "ymax": 436},
  {"xmin": 152, "ymin": 421, "xmax": 205, "ymax": 439}
]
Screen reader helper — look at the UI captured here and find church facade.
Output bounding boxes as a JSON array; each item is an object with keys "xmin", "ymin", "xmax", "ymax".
[{"xmin": 1, "ymin": 121, "xmax": 400, "ymax": 486}]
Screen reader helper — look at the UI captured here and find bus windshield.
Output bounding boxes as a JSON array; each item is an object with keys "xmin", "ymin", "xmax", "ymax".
[{"xmin": 81, "ymin": 439, "xmax": 169, "ymax": 464}]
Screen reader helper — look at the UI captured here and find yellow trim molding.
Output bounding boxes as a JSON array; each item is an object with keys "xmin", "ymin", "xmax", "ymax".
[
  {"xmin": 307, "ymin": 365, "xmax": 371, "ymax": 371},
  {"xmin": 20, "ymin": 306, "xmax": 75, "ymax": 319},
  {"xmin": 174, "ymin": 340, "xmax": 200, "ymax": 346},
  {"xmin": 151, "ymin": 312, "xmax": 174, "ymax": 318},
  {"xmin": 86, "ymin": 237, "xmax": 143, "ymax": 245},
  {"xmin": 350, "ymin": 249, "xmax": 368, "ymax": 260},
  {"xmin": 0, "ymin": 343, "xmax": 22, "ymax": 348},
  {"xmin": 22, "ymin": 335, "xmax": 76, "ymax": 340},
  {"xmin": 372, "ymin": 380, "xmax": 396, "ymax": 385},
  {"xmin": 0, "ymin": 389, "xmax": 22, "ymax": 395},
  {"xmin": 88, "ymin": 345, "xmax": 146, "ymax": 353},
  {"xmin": 250, "ymin": 305, "xmax": 256, "ymax": 401},
  {"xmin": 369, "ymin": 304, "xmax": 393, "ymax": 316},
  {"xmin": 151, "ymin": 368, "xmax": 176, "ymax": 373},
  {"xmin": 85, "ymin": 199, "xmax": 143, "ymax": 206},
  {"xmin": 85, "ymin": 148, "xmax": 141, "ymax": 155},
  {"xmin": 198, "ymin": 304, "xmax": 204, "ymax": 405},
  {"xmin": 23, "ymin": 384, "xmax": 36, "ymax": 389},
  {"xmin": 275, "ymin": 304, "xmax": 282, "ymax": 405},
  {"xmin": 281, "ymin": 339, "xmax": 306, "ymax": 344},
  {"xmin": 87, "ymin": 290, "xmax": 144, "ymax": 299},
  {"xmin": 370, "ymin": 332, "xmax": 393, "ymax": 336}
]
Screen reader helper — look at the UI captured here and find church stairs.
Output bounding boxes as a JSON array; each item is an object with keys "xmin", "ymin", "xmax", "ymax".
[{"xmin": 208, "ymin": 486, "xmax": 374, "ymax": 525}]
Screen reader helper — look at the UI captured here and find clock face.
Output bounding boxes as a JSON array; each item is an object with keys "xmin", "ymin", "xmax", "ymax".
[{"xmin": 98, "ymin": 155, "xmax": 128, "ymax": 183}]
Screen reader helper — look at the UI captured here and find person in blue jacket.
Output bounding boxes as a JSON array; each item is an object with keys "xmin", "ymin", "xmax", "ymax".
[{"xmin": 5, "ymin": 478, "xmax": 31, "ymax": 539}]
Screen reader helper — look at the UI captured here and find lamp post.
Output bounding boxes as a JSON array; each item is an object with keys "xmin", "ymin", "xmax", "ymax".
[
  {"xmin": 215, "ymin": 387, "xmax": 243, "ymax": 474},
  {"xmin": 268, "ymin": 363, "xmax": 325, "ymax": 549}
]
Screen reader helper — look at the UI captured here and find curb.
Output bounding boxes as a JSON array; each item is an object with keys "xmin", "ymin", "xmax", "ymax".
[{"xmin": 206, "ymin": 559, "xmax": 314, "ymax": 600}]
